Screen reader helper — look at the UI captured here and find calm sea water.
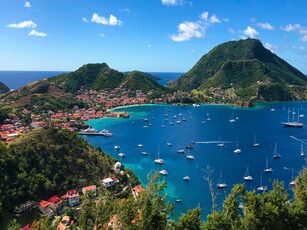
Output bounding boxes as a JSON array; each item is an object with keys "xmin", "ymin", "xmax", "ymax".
[{"xmin": 85, "ymin": 102, "xmax": 307, "ymax": 219}]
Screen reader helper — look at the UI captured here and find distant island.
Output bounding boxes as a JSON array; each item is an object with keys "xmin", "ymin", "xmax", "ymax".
[{"xmin": 0, "ymin": 81, "xmax": 9, "ymax": 94}]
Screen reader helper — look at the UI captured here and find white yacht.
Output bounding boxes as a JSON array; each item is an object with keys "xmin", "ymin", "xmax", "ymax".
[
  {"xmin": 79, "ymin": 127, "xmax": 113, "ymax": 136},
  {"xmin": 217, "ymin": 172, "xmax": 227, "ymax": 189},
  {"xmin": 154, "ymin": 145, "xmax": 164, "ymax": 165},
  {"xmin": 166, "ymin": 142, "xmax": 172, "ymax": 146},
  {"xmin": 186, "ymin": 154, "xmax": 195, "ymax": 160},
  {"xmin": 183, "ymin": 176, "xmax": 190, "ymax": 181},
  {"xmin": 282, "ymin": 108, "xmax": 303, "ymax": 128},
  {"xmin": 159, "ymin": 170, "xmax": 168, "ymax": 176},
  {"xmin": 243, "ymin": 165, "xmax": 253, "ymax": 181},
  {"xmin": 272, "ymin": 142, "xmax": 281, "ymax": 159},
  {"xmin": 233, "ymin": 139, "xmax": 241, "ymax": 154},
  {"xmin": 118, "ymin": 153, "xmax": 125, "ymax": 158},
  {"xmin": 264, "ymin": 158, "xmax": 273, "ymax": 173},
  {"xmin": 137, "ymin": 144, "xmax": 144, "ymax": 148},
  {"xmin": 257, "ymin": 172, "xmax": 268, "ymax": 192},
  {"xmin": 177, "ymin": 149, "xmax": 185, "ymax": 154},
  {"xmin": 141, "ymin": 151, "xmax": 148, "ymax": 156},
  {"xmin": 114, "ymin": 145, "xmax": 121, "ymax": 150},
  {"xmin": 252, "ymin": 134, "xmax": 260, "ymax": 147}
]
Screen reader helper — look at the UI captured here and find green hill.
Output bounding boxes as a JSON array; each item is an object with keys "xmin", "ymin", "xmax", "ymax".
[
  {"xmin": 0, "ymin": 81, "xmax": 9, "ymax": 94},
  {"xmin": 0, "ymin": 127, "xmax": 115, "ymax": 210},
  {"xmin": 52, "ymin": 63, "xmax": 166, "ymax": 94},
  {"xmin": 173, "ymin": 39, "xmax": 307, "ymax": 101}
]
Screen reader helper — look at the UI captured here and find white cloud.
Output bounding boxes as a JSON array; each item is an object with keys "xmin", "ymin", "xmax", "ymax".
[
  {"xmin": 28, "ymin": 29, "xmax": 47, "ymax": 37},
  {"xmin": 200, "ymin": 11, "xmax": 209, "ymax": 21},
  {"xmin": 282, "ymin": 23, "xmax": 307, "ymax": 42},
  {"xmin": 161, "ymin": 0, "xmax": 183, "ymax": 6},
  {"xmin": 7, "ymin": 20, "xmax": 36, "ymax": 29},
  {"xmin": 171, "ymin": 21, "xmax": 204, "ymax": 42},
  {"xmin": 257, "ymin": 22, "xmax": 274, "ymax": 30},
  {"xmin": 210, "ymin": 15, "xmax": 221, "ymax": 23},
  {"xmin": 82, "ymin": 17, "xmax": 89, "ymax": 23},
  {"xmin": 264, "ymin": 42, "xmax": 278, "ymax": 53},
  {"xmin": 91, "ymin": 13, "xmax": 122, "ymax": 26},
  {"xmin": 24, "ymin": 1, "xmax": 31, "ymax": 8},
  {"xmin": 242, "ymin": 26, "xmax": 259, "ymax": 38}
]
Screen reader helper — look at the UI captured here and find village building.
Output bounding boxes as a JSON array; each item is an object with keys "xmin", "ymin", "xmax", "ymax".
[
  {"xmin": 102, "ymin": 177, "xmax": 119, "ymax": 188},
  {"xmin": 38, "ymin": 200, "xmax": 54, "ymax": 216},
  {"xmin": 48, "ymin": 195, "xmax": 64, "ymax": 214},
  {"xmin": 82, "ymin": 185, "xmax": 97, "ymax": 197},
  {"xmin": 61, "ymin": 189, "xmax": 80, "ymax": 206}
]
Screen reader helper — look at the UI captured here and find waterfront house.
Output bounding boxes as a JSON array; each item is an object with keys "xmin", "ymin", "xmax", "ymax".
[
  {"xmin": 61, "ymin": 189, "xmax": 80, "ymax": 206},
  {"xmin": 38, "ymin": 200, "xmax": 54, "ymax": 216}
]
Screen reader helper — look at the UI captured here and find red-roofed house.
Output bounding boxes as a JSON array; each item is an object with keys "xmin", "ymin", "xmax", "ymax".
[
  {"xmin": 61, "ymin": 189, "xmax": 80, "ymax": 206},
  {"xmin": 38, "ymin": 200, "xmax": 54, "ymax": 216},
  {"xmin": 48, "ymin": 195, "xmax": 64, "ymax": 214},
  {"xmin": 133, "ymin": 185, "xmax": 145, "ymax": 196},
  {"xmin": 82, "ymin": 185, "xmax": 97, "ymax": 197}
]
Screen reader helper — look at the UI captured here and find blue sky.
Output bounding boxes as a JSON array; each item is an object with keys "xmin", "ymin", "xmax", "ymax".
[{"xmin": 0, "ymin": 0, "xmax": 307, "ymax": 73}]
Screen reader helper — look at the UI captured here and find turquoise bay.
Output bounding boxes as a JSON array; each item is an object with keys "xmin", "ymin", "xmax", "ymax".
[{"xmin": 84, "ymin": 102, "xmax": 306, "ymax": 219}]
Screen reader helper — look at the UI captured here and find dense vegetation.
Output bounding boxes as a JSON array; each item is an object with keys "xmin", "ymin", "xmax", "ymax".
[
  {"xmin": 9, "ymin": 169, "xmax": 307, "ymax": 229},
  {"xmin": 0, "ymin": 81, "xmax": 9, "ymax": 94},
  {"xmin": 52, "ymin": 63, "xmax": 167, "ymax": 94},
  {"xmin": 0, "ymin": 127, "xmax": 115, "ymax": 212},
  {"xmin": 172, "ymin": 38, "xmax": 307, "ymax": 101}
]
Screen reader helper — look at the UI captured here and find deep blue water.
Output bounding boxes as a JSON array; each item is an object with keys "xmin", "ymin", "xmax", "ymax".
[
  {"xmin": 84, "ymin": 102, "xmax": 307, "ymax": 219},
  {"xmin": 0, "ymin": 71, "xmax": 67, "ymax": 90},
  {"xmin": 151, "ymin": 72, "xmax": 184, "ymax": 86}
]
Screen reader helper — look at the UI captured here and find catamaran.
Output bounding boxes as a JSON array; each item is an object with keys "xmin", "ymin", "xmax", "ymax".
[
  {"xmin": 300, "ymin": 142, "xmax": 305, "ymax": 157},
  {"xmin": 252, "ymin": 134, "xmax": 260, "ymax": 147},
  {"xmin": 272, "ymin": 142, "xmax": 281, "ymax": 159},
  {"xmin": 217, "ymin": 172, "xmax": 227, "ymax": 189},
  {"xmin": 233, "ymin": 139, "xmax": 241, "ymax": 154},
  {"xmin": 154, "ymin": 145, "xmax": 164, "ymax": 165},
  {"xmin": 257, "ymin": 171, "xmax": 268, "ymax": 192},
  {"xmin": 264, "ymin": 158, "xmax": 273, "ymax": 173},
  {"xmin": 159, "ymin": 170, "xmax": 168, "ymax": 176},
  {"xmin": 243, "ymin": 165, "xmax": 253, "ymax": 181},
  {"xmin": 282, "ymin": 108, "xmax": 303, "ymax": 128}
]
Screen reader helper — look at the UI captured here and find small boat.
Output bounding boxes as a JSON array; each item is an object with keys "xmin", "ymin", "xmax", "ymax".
[
  {"xmin": 217, "ymin": 172, "xmax": 227, "ymax": 189},
  {"xmin": 143, "ymin": 125, "xmax": 149, "ymax": 128},
  {"xmin": 141, "ymin": 151, "xmax": 148, "ymax": 155},
  {"xmin": 264, "ymin": 158, "xmax": 273, "ymax": 173},
  {"xmin": 243, "ymin": 165, "xmax": 253, "ymax": 181},
  {"xmin": 233, "ymin": 139, "xmax": 241, "ymax": 154},
  {"xmin": 161, "ymin": 125, "xmax": 165, "ymax": 128},
  {"xmin": 166, "ymin": 142, "xmax": 172, "ymax": 146},
  {"xmin": 159, "ymin": 170, "xmax": 168, "ymax": 176},
  {"xmin": 272, "ymin": 142, "xmax": 281, "ymax": 159},
  {"xmin": 257, "ymin": 171, "xmax": 268, "ymax": 192},
  {"xmin": 118, "ymin": 153, "xmax": 125, "ymax": 158},
  {"xmin": 114, "ymin": 145, "xmax": 121, "ymax": 150},
  {"xmin": 289, "ymin": 169, "xmax": 296, "ymax": 187},
  {"xmin": 169, "ymin": 122, "xmax": 174, "ymax": 126},
  {"xmin": 176, "ymin": 120, "xmax": 182, "ymax": 124},
  {"xmin": 252, "ymin": 134, "xmax": 260, "ymax": 147},
  {"xmin": 137, "ymin": 144, "xmax": 144, "ymax": 148},
  {"xmin": 154, "ymin": 145, "xmax": 164, "ymax": 165},
  {"xmin": 217, "ymin": 135, "xmax": 225, "ymax": 147},
  {"xmin": 229, "ymin": 110, "xmax": 236, "ymax": 123},
  {"xmin": 186, "ymin": 151, "xmax": 195, "ymax": 160},
  {"xmin": 299, "ymin": 114, "xmax": 304, "ymax": 118},
  {"xmin": 182, "ymin": 117, "xmax": 187, "ymax": 121},
  {"xmin": 177, "ymin": 149, "xmax": 185, "ymax": 154},
  {"xmin": 183, "ymin": 176, "xmax": 190, "ymax": 181},
  {"xmin": 300, "ymin": 142, "xmax": 305, "ymax": 157},
  {"xmin": 175, "ymin": 199, "xmax": 182, "ymax": 203},
  {"xmin": 186, "ymin": 145, "xmax": 194, "ymax": 149}
]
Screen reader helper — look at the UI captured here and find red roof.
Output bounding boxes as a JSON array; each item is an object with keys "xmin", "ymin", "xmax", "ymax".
[
  {"xmin": 82, "ymin": 185, "xmax": 96, "ymax": 192},
  {"xmin": 21, "ymin": 224, "xmax": 31, "ymax": 230},
  {"xmin": 133, "ymin": 185, "xmax": 145, "ymax": 193},
  {"xmin": 48, "ymin": 196, "xmax": 62, "ymax": 205},
  {"xmin": 39, "ymin": 200, "xmax": 52, "ymax": 208}
]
